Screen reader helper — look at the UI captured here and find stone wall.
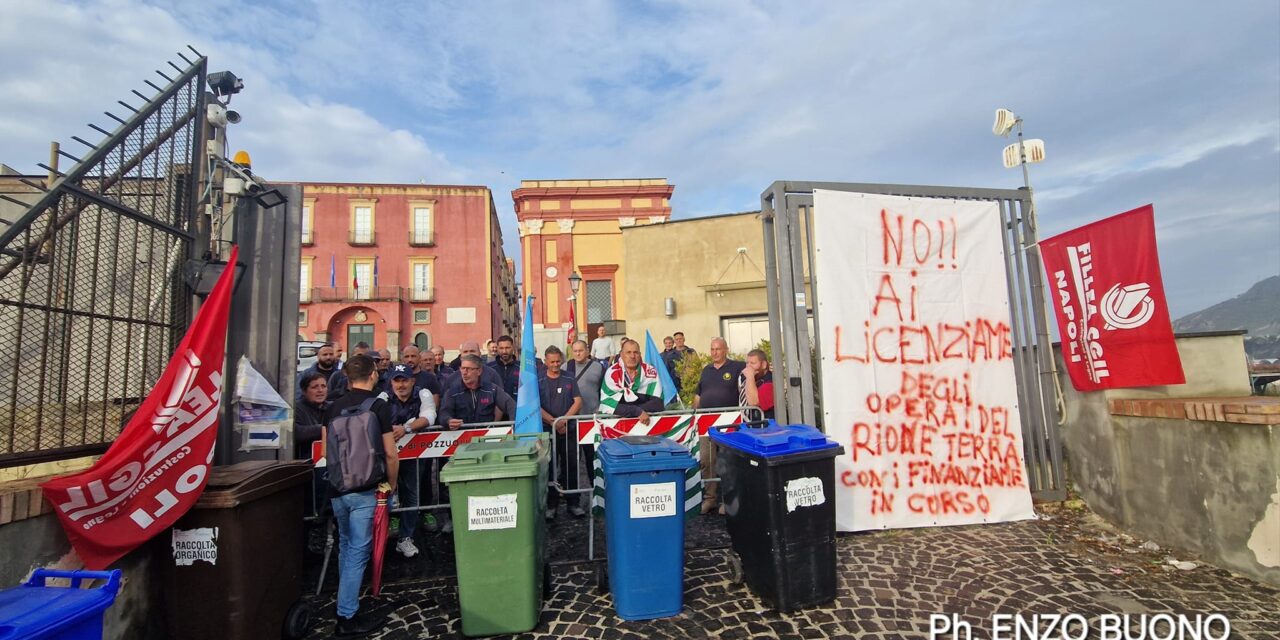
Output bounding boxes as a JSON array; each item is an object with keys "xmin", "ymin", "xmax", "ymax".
[{"xmin": 1058, "ymin": 332, "xmax": 1280, "ymax": 586}]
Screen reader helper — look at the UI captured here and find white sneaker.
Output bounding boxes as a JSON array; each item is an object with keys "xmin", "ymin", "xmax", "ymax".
[{"xmin": 395, "ymin": 537, "xmax": 419, "ymax": 558}]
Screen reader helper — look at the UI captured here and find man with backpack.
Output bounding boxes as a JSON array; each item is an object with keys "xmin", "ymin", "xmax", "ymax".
[{"xmin": 325, "ymin": 354, "xmax": 398, "ymax": 636}]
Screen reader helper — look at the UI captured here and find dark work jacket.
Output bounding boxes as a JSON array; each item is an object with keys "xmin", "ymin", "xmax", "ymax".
[
  {"xmin": 487, "ymin": 357, "xmax": 521, "ymax": 397},
  {"xmin": 439, "ymin": 381, "xmax": 505, "ymax": 425},
  {"xmin": 294, "ymin": 398, "xmax": 328, "ymax": 459}
]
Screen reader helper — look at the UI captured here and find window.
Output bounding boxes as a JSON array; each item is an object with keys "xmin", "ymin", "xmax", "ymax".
[
  {"xmin": 414, "ymin": 309, "xmax": 430, "ymax": 324},
  {"xmin": 301, "ymin": 204, "xmax": 313, "ymax": 244},
  {"xmin": 411, "ymin": 206, "xmax": 433, "ymax": 245},
  {"xmin": 298, "ymin": 310, "xmax": 307, "ymax": 326},
  {"xmin": 299, "ymin": 261, "xmax": 311, "ymax": 302},
  {"xmin": 350, "ymin": 204, "xmax": 374, "ymax": 244},
  {"xmin": 585, "ymin": 280, "xmax": 613, "ymax": 323},
  {"xmin": 353, "ymin": 262, "xmax": 372, "ymax": 300},
  {"xmin": 413, "ymin": 332, "xmax": 430, "ymax": 350},
  {"xmin": 411, "ymin": 261, "xmax": 432, "ymax": 301}
]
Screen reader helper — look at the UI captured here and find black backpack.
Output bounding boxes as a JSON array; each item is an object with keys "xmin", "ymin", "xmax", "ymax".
[{"xmin": 326, "ymin": 398, "xmax": 386, "ymax": 493}]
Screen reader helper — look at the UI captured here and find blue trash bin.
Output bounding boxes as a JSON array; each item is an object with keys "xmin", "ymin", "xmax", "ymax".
[
  {"xmin": 597, "ymin": 435, "xmax": 697, "ymax": 621},
  {"xmin": 0, "ymin": 569, "xmax": 122, "ymax": 640}
]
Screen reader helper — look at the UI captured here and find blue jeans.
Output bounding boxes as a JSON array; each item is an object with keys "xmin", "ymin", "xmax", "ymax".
[
  {"xmin": 331, "ymin": 489, "xmax": 377, "ymax": 619},
  {"xmin": 397, "ymin": 461, "xmax": 420, "ymax": 539}
]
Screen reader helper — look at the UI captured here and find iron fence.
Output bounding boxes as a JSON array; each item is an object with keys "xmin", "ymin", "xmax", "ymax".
[{"xmin": 0, "ymin": 52, "xmax": 206, "ymax": 466}]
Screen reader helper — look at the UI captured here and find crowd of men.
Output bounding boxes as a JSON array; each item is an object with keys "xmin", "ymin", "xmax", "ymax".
[{"xmin": 299, "ymin": 332, "xmax": 774, "ymax": 635}]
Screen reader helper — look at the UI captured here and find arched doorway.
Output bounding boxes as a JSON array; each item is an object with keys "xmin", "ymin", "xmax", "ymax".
[
  {"xmin": 413, "ymin": 331, "xmax": 430, "ymax": 350},
  {"xmin": 326, "ymin": 306, "xmax": 386, "ymax": 354}
]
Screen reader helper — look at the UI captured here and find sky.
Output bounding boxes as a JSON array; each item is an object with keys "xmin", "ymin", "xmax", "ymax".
[{"xmin": 1, "ymin": 0, "xmax": 1277, "ymax": 318}]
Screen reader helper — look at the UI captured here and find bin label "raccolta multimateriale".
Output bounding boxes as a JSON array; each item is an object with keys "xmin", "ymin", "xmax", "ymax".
[
  {"xmin": 630, "ymin": 482, "xmax": 678, "ymax": 519},
  {"xmin": 785, "ymin": 477, "xmax": 826, "ymax": 512},
  {"xmin": 467, "ymin": 494, "xmax": 518, "ymax": 530}
]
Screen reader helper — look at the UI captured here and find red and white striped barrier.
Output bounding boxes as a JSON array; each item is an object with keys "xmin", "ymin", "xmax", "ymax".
[
  {"xmin": 312, "ymin": 425, "xmax": 514, "ymax": 467},
  {"xmin": 575, "ymin": 410, "xmax": 747, "ymax": 445}
]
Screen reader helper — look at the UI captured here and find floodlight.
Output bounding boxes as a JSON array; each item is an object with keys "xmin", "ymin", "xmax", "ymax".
[
  {"xmin": 207, "ymin": 71, "xmax": 244, "ymax": 98},
  {"xmin": 1002, "ymin": 139, "xmax": 1046, "ymax": 168},
  {"xmin": 992, "ymin": 108, "xmax": 1019, "ymax": 137}
]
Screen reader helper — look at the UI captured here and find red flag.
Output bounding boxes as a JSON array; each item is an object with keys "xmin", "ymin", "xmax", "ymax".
[
  {"xmin": 370, "ymin": 486, "xmax": 391, "ymax": 596},
  {"xmin": 41, "ymin": 247, "xmax": 239, "ymax": 569},
  {"xmin": 567, "ymin": 303, "xmax": 577, "ymax": 345},
  {"xmin": 1039, "ymin": 205, "xmax": 1184, "ymax": 390}
]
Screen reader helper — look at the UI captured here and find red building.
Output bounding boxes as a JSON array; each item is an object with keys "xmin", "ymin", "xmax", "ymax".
[{"xmin": 298, "ymin": 182, "xmax": 519, "ymax": 358}]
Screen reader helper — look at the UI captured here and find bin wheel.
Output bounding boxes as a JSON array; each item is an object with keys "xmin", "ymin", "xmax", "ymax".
[
  {"xmin": 595, "ymin": 564, "xmax": 609, "ymax": 594},
  {"xmin": 282, "ymin": 600, "xmax": 312, "ymax": 639},
  {"xmin": 727, "ymin": 553, "xmax": 744, "ymax": 585},
  {"xmin": 542, "ymin": 561, "xmax": 553, "ymax": 601}
]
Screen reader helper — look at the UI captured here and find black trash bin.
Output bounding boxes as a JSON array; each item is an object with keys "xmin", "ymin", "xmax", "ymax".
[
  {"xmin": 157, "ymin": 460, "xmax": 314, "ymax": 639},
  {"xmin": 710, "ymin": 421, "xmax": 844, "ymax": 612}
]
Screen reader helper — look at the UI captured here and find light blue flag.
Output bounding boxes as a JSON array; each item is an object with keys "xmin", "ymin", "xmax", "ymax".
[
  {"xmin": 513, "ymin": 296, "xmax": 542, "ymax": 434},
  {"xmin": 645, "ymin": 330, "xmax": 678, "ymax": 405}
]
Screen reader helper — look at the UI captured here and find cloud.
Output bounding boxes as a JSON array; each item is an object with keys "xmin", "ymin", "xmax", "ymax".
[{"xmin": 1, "ymin": 0, "xmax": 1275, "ymax": 316}]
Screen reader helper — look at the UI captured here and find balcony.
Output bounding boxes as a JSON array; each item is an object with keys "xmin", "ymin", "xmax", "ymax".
[
  {"xmin": 408, "ymin": 287, "xmax": 435, "ymax": 303},
  {"xmin": 310, "ymin": 286, "xmax": 406, "ymax": 302},
  {"xmin": 348, "ymin": 230, "xmax": 376, "ymax": 246},
  {"xmin": 408, "ymin": 229, "xmax": 435, "ymax": 247},
  {"xmin": 301, "ymin": 229, "xmax": 314, "ymax": 246}
]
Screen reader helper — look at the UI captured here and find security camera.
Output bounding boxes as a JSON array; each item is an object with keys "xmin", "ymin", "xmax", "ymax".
[
  {"xmin": 207, "ymin": 70, "xmax": 243, "ymax": 99},
  {"xmin": 206, "ymin": 103, "xmax": 239, "ymax": 128}
]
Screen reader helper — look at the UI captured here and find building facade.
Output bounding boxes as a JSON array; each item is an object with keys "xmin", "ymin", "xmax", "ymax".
[
  {"xmin": 620, "ymin": 211, "xmax": 811, "ymax": 355},
  {"xmin": 298, "ymin": 182, "xmax": 518, "ymax": 359},
  {"xmin": 512, "ymin": 179, "xmax": 672, "ymax": 342}
]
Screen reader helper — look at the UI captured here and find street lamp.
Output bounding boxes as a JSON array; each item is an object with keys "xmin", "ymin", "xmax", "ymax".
[
  {"xmin": 993, "ymin": 108, "xmax": 1064, "ymax": 422},
  {"xmin": 567, "ymin": 271, "xmax": 582, "ymax": 342},
  {"xmin": 992, "ymin": 108, "xmax": 1046, "ymax": 231}
]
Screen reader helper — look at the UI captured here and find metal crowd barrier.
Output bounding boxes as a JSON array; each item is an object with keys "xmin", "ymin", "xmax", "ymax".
[
  {"xmin": 307, "ymin": 420, "xmax": 515, "ymax": 594},
  {"xmin": 548, "ymin": 406, "xmax": 765, "ymax": 561}
]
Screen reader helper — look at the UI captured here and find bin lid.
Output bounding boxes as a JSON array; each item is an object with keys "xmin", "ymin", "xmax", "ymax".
[
  {"xmin": 0, "ymin": 581, "xmax": 116, "ymax": 636},
  {"xmin": 194, "ymin": 460, "xmax": 314, "ymax": 509},
  {"xmin": 597, "ymin": 435, "xmax": 696, "ymax": 474},
  {"xmin": 440, "ymin": 434, "xmax": 547, "ymax": 484},
  {"xmin": 709, "ymin": 421, "xmax": 841, "ymax": 459}
]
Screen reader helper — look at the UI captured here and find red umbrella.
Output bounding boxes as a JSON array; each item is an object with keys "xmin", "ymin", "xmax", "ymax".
[{"xmin": 370, "ymin": 482, "xmax": 392, "ymax": 597}]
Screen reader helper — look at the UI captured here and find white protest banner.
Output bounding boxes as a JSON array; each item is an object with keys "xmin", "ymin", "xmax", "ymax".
[{"xmin": 812, "ymin": 191, "xmax": 1035, "ymax": 531}]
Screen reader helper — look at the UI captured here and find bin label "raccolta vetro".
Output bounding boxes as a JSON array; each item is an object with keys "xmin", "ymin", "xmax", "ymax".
[
  {"xmin": 785, "ymin": 477, "xmax": 826, "ymax": 512},
  {"xmin": 468, "ymin": 494, "xmax": 518, "ymax": 530},
  {"xmin": 630, "ymin": 482, "xmax": 678, "ymax": 519}
]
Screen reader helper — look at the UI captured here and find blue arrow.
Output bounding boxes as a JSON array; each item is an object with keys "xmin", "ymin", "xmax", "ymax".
[{"xmin": 249, "ymin": 431, "xmax": 280, "ymax": 442}]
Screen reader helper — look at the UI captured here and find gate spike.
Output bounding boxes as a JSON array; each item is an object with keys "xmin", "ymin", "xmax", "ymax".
[
  {"xmin": 70, "ymin": 136, "xmax": 98, "ymax": 150},
  {"xmin": 88, "ymin": 123, "xmax": 111, "ymax": 136},
  {"xmin": 56, "ymin": 148, "xmax": 83, "ymax": 163},
  {"xmin": 176, "ymin": 51, "xmax": 193, "ymax": 65},
  {"xmin": 144, "ymin": 79, "xmax": 164, "ymax": 93},
  {"xmin": 155, "ymin": 69, "xmax": 174, "ymax": 82},
  {"xmin": 167, "ymin": 61, "xmax": 184, "ymax": 73},
  {"xmin": 187, "ymin": 44, "xmax": 203, "ymax": 58},
  {"xmin": 104, "ymin": 111, "xmax": 126, "ymax": 125},
  {"xmin": 116, "ymin": 100, "xmax": 138, "ymax": 113},
  {"xmin": 37, "ymin": 163, "xmax": 67, "ymax": 177},
  {"xmin": 0, "ymin": 194, "xmax": 30, "ymax": 207},
  {"xmin": 17, "ymin": 178, "xmax": 48, "ymax": 192},
  {"xmin": 131, "ymin": 89, "xmax": 152, "ymax": 103}
]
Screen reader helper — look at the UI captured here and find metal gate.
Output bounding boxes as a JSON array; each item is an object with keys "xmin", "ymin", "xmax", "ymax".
[
  {"xmin": 0, "ymin": 52, "xmax": 207, "ymax": 466},
  {"xmin": 760, "ymin": 181, "xmax": 1066, "ymax": 501}
]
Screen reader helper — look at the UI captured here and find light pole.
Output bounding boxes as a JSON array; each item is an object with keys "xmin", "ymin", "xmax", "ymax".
[
  {"xmin": 993, "ymin": 108, "xmax": 1065, "ymax": 423},
  {"xmin": 568, "ymin": 270, "xmax": 582, "ymax": 343}
]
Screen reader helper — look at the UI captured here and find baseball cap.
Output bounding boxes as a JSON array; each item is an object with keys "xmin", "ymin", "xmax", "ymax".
[{"xmin": 390, "ymin": 364, "xmax": 414, "ymax": 380}]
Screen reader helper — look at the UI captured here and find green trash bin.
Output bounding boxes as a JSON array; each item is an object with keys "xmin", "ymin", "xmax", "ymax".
[{"xmin": 440, "ymin": 433, "xmax": 549, "ymax": 637}]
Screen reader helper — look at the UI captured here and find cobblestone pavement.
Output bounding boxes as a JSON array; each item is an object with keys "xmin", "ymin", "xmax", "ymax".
[{"xmin": 302, "ymin": 504, "xmax": 1280, "ymax": 639}]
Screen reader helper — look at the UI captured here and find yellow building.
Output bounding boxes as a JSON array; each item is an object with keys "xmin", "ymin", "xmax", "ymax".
[
  {"xmin": 621, "ymin": 211, "xmax": 811, "ymax": 354},
  {"xmin": 513, "ymin": 179, "xmax": 672, "ymax": 341}
]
